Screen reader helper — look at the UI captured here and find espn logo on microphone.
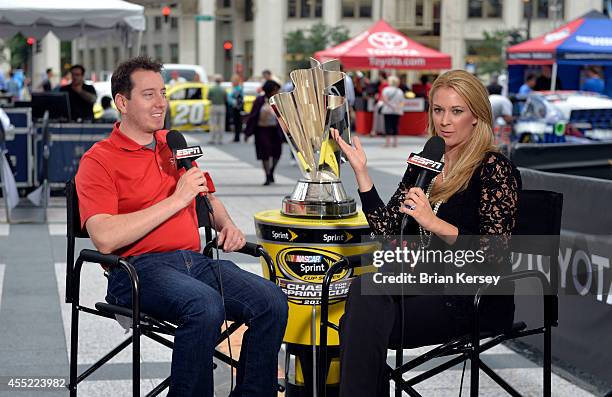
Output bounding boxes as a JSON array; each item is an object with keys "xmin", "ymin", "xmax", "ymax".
[
  {"xmin": 407, "ymin": 153, "xmax": 444, "ymax": 173},
  {"xmin": 175, "ymin": 146, "xmax": 203, "ymax": 159}
]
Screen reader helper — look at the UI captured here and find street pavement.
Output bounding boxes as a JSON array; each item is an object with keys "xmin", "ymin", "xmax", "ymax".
[{"xmin": 0, "ymin": 132, "xmax": 601, "ymax": 396}]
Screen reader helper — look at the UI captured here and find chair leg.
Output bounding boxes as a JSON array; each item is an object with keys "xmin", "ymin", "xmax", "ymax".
[
  {"xmin": 69, "ymin": 302, "xmax": 79, "ymax": 397},
  {"xmin": 470, "ymin": 349, "xmax": 479, "ymax": 397},
  {"xmin": 544, "ymin": 325, "xmax": 551, "ymax": 397},
  {"xmin": 133, "ymin": 324, "xmax": 140, "ymax": 396},
  {"xmin": 395, "ymin": 349, "xmax": 403, "ymax": 397}
]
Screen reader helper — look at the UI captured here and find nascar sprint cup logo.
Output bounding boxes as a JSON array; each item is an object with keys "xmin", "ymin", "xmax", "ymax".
[{"xmin": 276, "ymin": 247, "xmax": 354, "ymax": 305}]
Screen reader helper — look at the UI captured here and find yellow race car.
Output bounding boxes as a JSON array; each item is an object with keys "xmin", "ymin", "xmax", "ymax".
[{"xmin": 165, "ymin": 82, "xmax": 211, "ymax": 131}]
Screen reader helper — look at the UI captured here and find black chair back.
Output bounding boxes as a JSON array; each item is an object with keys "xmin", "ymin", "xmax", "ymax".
[
  {"xmin": 66, "ymin": 179, "xmax": 89, "ymax": 240},
  {"xmin": 514, "ymin": 190, "xmax": 563, "ymax": 240},
  {"xmin": 512, "ymin": 189, "xmax": 563, "ymax": 325}
]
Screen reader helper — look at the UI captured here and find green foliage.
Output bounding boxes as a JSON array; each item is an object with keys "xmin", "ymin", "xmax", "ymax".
[
  {"xmin": 7, "ymin": 33, "xmax": 29, "ymax": 70},
  {"xmin": 285, "ymin": 23, "xmax": 350, "ymax": 72},
  {"xmin": 472, "ymin": 28, "xmax": 526, "ymax": 75}
]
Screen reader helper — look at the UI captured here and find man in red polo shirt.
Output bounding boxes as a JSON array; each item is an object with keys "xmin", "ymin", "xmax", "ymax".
[{"xmin": 75, "ymin": 56, "xmax": 287, "ymax": 397}]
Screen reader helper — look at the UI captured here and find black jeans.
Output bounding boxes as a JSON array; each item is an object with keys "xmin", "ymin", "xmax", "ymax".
[
  {"xmin": 384, "ymin": 114, "xmax": 400, "ymax": 136},
  {"xmin": 232, "ymin": 108, "xmax": 243, "ymax": 141},
  {"xmin": 339, "ymin": 277, "xmax": 472, "ymax": 397}
]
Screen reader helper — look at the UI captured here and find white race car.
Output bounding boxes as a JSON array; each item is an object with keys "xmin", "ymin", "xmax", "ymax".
[{"xmin": 514, "ymin": 91, "xmax": 612, "ymax": 142}]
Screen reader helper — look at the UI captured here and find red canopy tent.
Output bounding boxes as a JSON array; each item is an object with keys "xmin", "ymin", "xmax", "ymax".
[{"xmin": 314, "ymin": 19, "xmax": 451, "ymax": 70}]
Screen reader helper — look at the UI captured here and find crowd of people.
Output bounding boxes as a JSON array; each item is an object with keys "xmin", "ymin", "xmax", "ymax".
[{"xmin": 2, "ymin": 60, "xmax": 608, "ymax": 186}]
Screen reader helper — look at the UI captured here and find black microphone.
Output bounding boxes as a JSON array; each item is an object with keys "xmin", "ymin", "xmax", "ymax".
[
  {"xmin": 166, "ymin": 130, "xmax": 213, "ymax": 214},
  {"xmin": 405, "ymin": 135, "xmax": 446, "ymax": 190},
  {"xmin": 400, "ymin": 135, "xmax": 445, "ymax": 233}
]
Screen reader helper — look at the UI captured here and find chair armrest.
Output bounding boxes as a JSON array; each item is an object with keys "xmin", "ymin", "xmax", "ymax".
[
  {"xmin": 71, "ymin": 249, "xmax": 141, "ymax": 332},
  {"xmin": 202, "ymin": 239, "xmax": 276, "ymax": 283},
  {"xmin": 472, "ymin": 270, "xmax": 557, "ymax": 345},
  {"xmin": 79, "ymin": 249, "xmax": 122, "ymax": 267},
  {"xmin": 474, "ymin": 270, "xmax": 552, "ymax": 308}
]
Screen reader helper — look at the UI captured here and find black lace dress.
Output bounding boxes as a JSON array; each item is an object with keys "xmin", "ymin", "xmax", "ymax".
[
  {"xmin": 359, "ymin": 150, "xmax": 522, "ymax": 327},
  {"xmin": 339, "ymin": 151, "xmax": 521, "ymax": 397}
]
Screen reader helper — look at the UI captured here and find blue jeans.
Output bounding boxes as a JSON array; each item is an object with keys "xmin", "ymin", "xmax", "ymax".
[{"xmin": 106, "ymin": 250, "xmax": 288, "ymax": 397}]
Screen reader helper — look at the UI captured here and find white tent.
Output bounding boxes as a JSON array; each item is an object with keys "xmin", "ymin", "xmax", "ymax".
[{"xmin": 0, "ymin": 0, "xmax": 145, "ymax": 40}]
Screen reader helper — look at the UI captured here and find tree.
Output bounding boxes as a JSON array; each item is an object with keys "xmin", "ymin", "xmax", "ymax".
[
  {"xmin": 472, "ymin": 28, "xmax": 526, "ymax": 76},
  {"xmin": 285, "ymin": 23, "xmax": 350, "ymax": 72},
  {"xmin": 7, "ymin": 33, "xmax": 29, "ymax": 70}
]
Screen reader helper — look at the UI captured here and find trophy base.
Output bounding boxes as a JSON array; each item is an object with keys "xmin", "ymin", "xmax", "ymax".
[{"xmin": 281, "ymin": 180, "xmax": 357, "ymax": 218}]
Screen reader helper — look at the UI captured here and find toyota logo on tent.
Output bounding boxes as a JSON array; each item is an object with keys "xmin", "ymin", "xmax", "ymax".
[{"xmin": 368, "ymin": 32, "xmax": 408, "ymax": 50}]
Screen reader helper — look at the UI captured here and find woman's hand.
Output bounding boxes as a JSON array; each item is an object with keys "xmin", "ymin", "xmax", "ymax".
[
  {"xmin": 330, "ymin": 128, "xmax": 373, "ymax": 192},
  {"xmin": 399, "ymin": 187, "xmax": 439, "ymax": 231},
  {"xmin": 330, "ymin": 128, "xmax": 367, "ymax": 174}
]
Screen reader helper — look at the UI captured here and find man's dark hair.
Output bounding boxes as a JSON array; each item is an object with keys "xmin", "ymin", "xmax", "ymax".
[
  {"xmin": 46, "ymin": 68, "xmax": 52, "ymax": 74},
  {"xmin": 101, "ymin": 96, "xmax": 113, "ymax": 109},
  {"xmin": 70, "ymin": 64, "xmax": 85, "ymax": 74},
  {"xmin": 111, "ymin": 56, "xmax": 163, "ymax": 100},
  {"xmin": 526, "ymin": 73, "xmax": 536, "ymax": 82}
]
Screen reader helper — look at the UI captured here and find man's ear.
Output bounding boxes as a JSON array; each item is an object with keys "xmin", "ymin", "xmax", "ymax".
[{"xmin": 115, "ymin": 93, "xmax": 128, "ymax": 113}]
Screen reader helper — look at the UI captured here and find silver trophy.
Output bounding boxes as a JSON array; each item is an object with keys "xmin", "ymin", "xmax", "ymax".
[{"xmin": 270, "ymin": 58, "xmax": 356, "ymax": 218}]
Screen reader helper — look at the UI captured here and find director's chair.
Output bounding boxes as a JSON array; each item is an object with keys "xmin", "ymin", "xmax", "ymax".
[
  {"xmin": 319, "ymin": 189, "xmax": 563, "ymax": 397},
  {"xmin": 65, "ymin": 179, "xmax": 277, "ymax": 396}
]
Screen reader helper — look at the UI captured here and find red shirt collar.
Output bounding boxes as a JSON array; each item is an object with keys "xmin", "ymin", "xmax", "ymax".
[{"xmin": 109, "ymin": 122, "xmax": 168, "ymax": 151}]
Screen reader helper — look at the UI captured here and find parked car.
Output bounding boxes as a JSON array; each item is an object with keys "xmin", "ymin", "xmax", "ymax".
[
  {"xmin": 513, "ymin": 91, "xmax": 612, "ymax": 143},
  {"xmin": 161, "ymin": 64, "xmax": 208, "ymax": 84},
  {"xmin": 165, "ymin": 82, "xmax": 210, "ymax": 131}
]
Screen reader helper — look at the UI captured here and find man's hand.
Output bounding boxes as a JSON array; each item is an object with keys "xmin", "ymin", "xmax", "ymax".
[
  {"xmin": 171, "ymin": 168, "xmax": 209, "ymax": 209},
  {"xmin": 217, "ymin": 223, "xmax": 246, "ymax": 252}
]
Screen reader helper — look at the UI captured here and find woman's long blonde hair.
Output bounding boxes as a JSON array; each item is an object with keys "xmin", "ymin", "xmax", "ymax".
[{"xmin": 427, "ymin": 70, "xmax": 498, "ymax": 203}]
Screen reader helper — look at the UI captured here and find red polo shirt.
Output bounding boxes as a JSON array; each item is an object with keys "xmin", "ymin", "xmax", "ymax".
[{"xmin": 75, "ymin": 123, "xmax": 201, "ymax": 257}]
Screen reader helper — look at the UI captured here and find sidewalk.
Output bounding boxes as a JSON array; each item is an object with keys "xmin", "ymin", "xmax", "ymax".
[{"xmin": 0, "ymin": 133, "xmax": 600, "ymax": 396}]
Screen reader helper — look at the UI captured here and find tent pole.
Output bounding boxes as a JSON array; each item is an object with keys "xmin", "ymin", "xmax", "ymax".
[{"xmin": 551, "ymin": 62, "xmax": 558, "ymax": 91}]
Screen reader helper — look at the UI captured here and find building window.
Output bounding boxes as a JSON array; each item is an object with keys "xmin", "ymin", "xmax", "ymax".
[
  {"xmin": 415, "ymin": 0, "xmax": 424, "ymax": 26},
  {"xmin": 433, "ymin": 0, "xmax": 441, "ymax": 35},
  {"xmin": 170, "ymin": 17, "xmax": 178, "ymax": 29},
  {"xmin": 78, "ymin": 50, "xmax": 84, "ymax": 64},
  {"xmin": 288, "ymin": 0, "xmax": 323, "ymax": 18},
  {"xmin": 154, "ymin": 44, "xmax": 163, "ymax": 62},
  {"xmin": 101, "ymin": 48, "xmax": 108, "ymax": 70},
  {"xmin": 467, "ymin": 0, "xmax": 503, "ymax": 18},
  {"xmin": 170, "ymin": 44, "xmax": 179, "ymax": 63},
  {"xmin": 342, "ymin": 0, "xmax": 372, "ymax": 18},
  {"xmin": 154, "ymin": 16, "xmax": 162, "ymax": 31},
  {"xmin": 89, "ymin": 49, "xmax": 96, "ymax": 71},
  {"xmin": 524, "ymin": 0, "xmax": 564, "ymax": 19},
  {"xmin": 140, "ymin": 45, "xmax": 147, "ymax": 56},
  {"xmin": 245, "ymin": 0, "xmax": 254, "ymax": 21},
  {"xmin": 113, "ymin": 47, "xmax": 119, "ymax": 65},
  {"xmin": 245, "ymin": 40, "xmax": 253, "ymax": 80}
]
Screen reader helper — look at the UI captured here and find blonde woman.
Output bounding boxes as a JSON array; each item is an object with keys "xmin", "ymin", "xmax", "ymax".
[
  {"xmin": 380, "ymin": 75, "xmax": 404, "ymax": 147},
  {"xmin": 331, "ymin": 70, "xmax": 521, "ymax": 396}
]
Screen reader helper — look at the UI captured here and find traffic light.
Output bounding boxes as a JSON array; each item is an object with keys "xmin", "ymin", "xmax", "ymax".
[
  {"xmin": 162, "ymin": 6, "xmax": 171, "ymax": 23},
  {"xmin": 223, "ymin": 40, "xmax": 233, "ymax": 61},
  {"xmin": 26, "ymin": 37, "xmax": 35, "ymax": 46}
]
